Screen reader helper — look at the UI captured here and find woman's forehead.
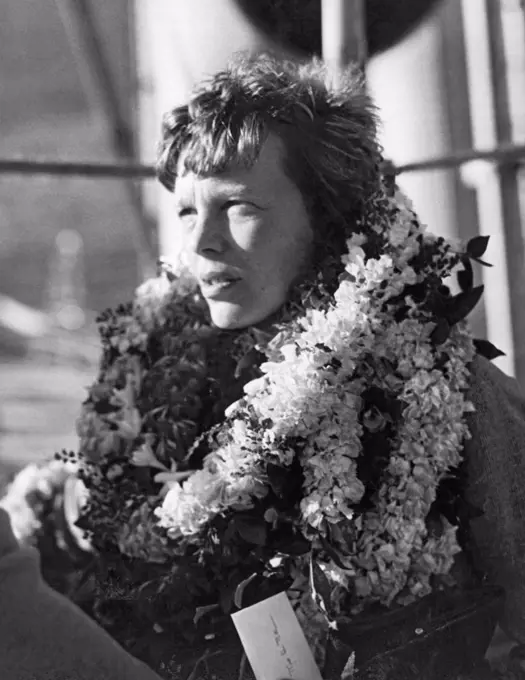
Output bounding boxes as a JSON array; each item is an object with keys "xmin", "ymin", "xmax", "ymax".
[
  {"xmin": 174, "ymin": 134, "xmax": 291, "ymax": 200},
  {"xmin": 174, "ymin": 173, "xmax": 255, "ymax": 202}
]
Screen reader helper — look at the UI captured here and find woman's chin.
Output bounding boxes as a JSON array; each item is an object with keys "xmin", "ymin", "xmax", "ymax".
[
  {"xmin": 208, "ymin": 301, "xmax": 266, "ymax": 330},
  {"xmin": 208, "ymin": 302, "xmax": 249, "ymax": 330}
]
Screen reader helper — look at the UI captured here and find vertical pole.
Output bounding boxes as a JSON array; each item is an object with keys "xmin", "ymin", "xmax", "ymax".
[
  {"xmin": 485, "ymin": 0, "xmax": 525, "ymax": 384},
  {"xmin": 459, "ymin": 0, "xmax": 514, "ymax": 375},
  {"xmin": 53, "ymin": 0, "xmax": 156, "ymax": 280},
  {"xmin": 321, "ymin": 0, "xmax": 367, "ymax": 71},
  {"xmin": 439, "ymin": 0, "xmax": 487, "ymax": 341},
  {"xmin": 133, "ymin": 0, "xmax": 196, "ymax": 264}
]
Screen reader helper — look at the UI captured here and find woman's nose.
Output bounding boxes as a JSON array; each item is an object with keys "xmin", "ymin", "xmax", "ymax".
[{"xmin": 188, "ymin": 213, "xmax": 226, "ymax": 256}]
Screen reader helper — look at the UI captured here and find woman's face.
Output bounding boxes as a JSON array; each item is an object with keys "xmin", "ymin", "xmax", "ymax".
[{"xmin": 174, "ymin": 134, "xmax": 313, "ymax": 329}]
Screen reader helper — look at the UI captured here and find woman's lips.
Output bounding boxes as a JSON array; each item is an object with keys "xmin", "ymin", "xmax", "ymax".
[{"xmin": 200, "ymin": 275, "xmax": 242, "ymax": 299}]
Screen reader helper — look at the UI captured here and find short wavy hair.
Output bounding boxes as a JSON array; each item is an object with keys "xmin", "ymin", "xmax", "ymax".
[{"xmin": 156, "ymin": 53, "xmax": 382, "ymax": 258}]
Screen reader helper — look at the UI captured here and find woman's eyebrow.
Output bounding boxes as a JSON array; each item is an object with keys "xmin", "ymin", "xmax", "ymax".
[
  {"xmin": 223, "ymin": 183, "xmax": 271, "ymax": 203},
  {"xmin": 215, "ymin": 182, "xmax": 253, "ymax": 197}
]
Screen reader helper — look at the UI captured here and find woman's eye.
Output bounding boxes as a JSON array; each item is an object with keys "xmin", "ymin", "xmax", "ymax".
[
  {"xmin": 224, "ymin": 200, "xmax": 257, "ymax": 215},
  {"xmin": 178, "ymin": 207, "xmax": 196, "ymax": 219}
]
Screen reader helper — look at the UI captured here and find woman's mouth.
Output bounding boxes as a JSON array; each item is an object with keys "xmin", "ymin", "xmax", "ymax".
[{"xmin": 200, "ymin": 275, "xmax": 241, "ymax": 299}]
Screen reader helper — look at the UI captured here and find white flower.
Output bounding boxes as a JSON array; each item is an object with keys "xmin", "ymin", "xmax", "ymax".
[
  {"xmin": 243, "ymin": 376, "xmax": 267, "ymax": 397},
  {"xmin": 155, "ymin": 469, "xmax": 226, "ymax": 536},
  {"xmin": 131, "ymin": 441, "xmax": 167, "ymax": 471},
  {"xmin": 153, "ymin": 462, "xmax": 192, "ymax": 497},
  {"xmin": 134, "ymin": 273, "xmax": 176, "ymax": 330},
  {"xmin": 0, "ymin": 460, "xmax": 74, "ymax": 544}
]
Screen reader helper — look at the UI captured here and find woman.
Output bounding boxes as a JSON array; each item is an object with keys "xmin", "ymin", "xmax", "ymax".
[
  {"xmin": 156, "ymin": 52, "xmax": 525, "ymax": 648},
  {"xmin": 1, "ymin": 53, "xmax": 524, "ymax": 679}
]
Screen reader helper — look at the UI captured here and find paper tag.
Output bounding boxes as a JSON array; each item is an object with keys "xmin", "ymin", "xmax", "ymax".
[{"xmin": 231, "ymin": 592, "xmax": 324, "ymax": 680}]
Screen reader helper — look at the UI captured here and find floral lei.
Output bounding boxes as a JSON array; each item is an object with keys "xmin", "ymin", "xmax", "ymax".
[{"xmin": 1, "ymin": 181, "xmax": 497, "ymax": 649}]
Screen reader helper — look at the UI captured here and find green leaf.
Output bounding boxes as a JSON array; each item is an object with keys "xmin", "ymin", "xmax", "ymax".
[
  {"xmin": 473, "ymin": 257, "xmax": 493, "ymax": 267},
  {"xmin": 193, "ymin": 603, "xmax": 219, "ymax": 626},
  {"xmin": 430, "ymin": 318, "xmax": 451, "ymax": 346},
  {"xmin": 328, "ymin": 521, "xmax": 358, "ymax": 554},
  {"xmin": 434, "ymin": 351, "xmax": 450, "ymax": 371},
  {"xmin": 235, "ymin": 348, "xmax": 264, "ymax": 379},
  {"xmin": 233, "ymin": 572, "xmax": 258, "ymax": 609},
  {"xmin": 457, "ymin": 259, "xmax": 473, "ymax": 292},
  {"xmin": 444, "ymin": 285, "xmax": 484, "ymax": 326},
  {"xmin": 341, "ymin": 652, "xmax": 356, "ymax": 680},
  {"xmin": 466, "ymin": 235, "xmax": 490, "ymax": 259},
  {"xmin": 235, "ymin": 517, "xmax": 268, "ymax": 546},
  {"xmin": 320, "ymin": 536, "xmax": 351, "ymax": 570},
  {"xmin": 473, "ymin": 338, "xmax": 506, "ymax": 360},
  {"xmin": 309, "ymin": 554, "xmax": 333, "ymax": 617}
]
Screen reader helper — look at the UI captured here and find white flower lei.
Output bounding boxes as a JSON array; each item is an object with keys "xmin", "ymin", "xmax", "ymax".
[
  {"xmin": 0, "ymin": 187, "xmax": 481, "ymax": 631},
  {"xmin": 153, "ymin": 190, "xmax": 475, "ymax": 612}
]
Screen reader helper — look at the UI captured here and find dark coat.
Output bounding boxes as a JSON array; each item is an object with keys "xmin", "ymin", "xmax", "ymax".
[
  {"xmin": 465, "ymin": 355, "xmax": 525, "ymax": 643},
  {"xmin": 0, "ymin": 509, "xmax": 162, "ymax": 680}
]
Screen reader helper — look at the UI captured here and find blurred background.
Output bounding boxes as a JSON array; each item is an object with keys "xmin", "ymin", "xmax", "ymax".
[{"xmin": 0, "ymin": 0, "xmax": 524, "ymax": 480}]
